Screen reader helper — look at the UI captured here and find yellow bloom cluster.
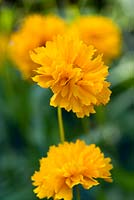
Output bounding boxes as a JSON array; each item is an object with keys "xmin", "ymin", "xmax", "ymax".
[
  {"xmin": 8, "ymin": 14, "xmax": 115, "ymax": 197},
  {"xmin": 72, "ymin": 16, "xmax": 121, "ymax": 63},
  {"xmin": 9, "ymin": 14, "xmax": 66, "ymax": 78},
  {"xmin": 32, "ymin": 140, "xmax": 113, "ymax": 200},
  {"xmin": 31, "ymin": 33, "xmax": 111, "ymax": 118}
]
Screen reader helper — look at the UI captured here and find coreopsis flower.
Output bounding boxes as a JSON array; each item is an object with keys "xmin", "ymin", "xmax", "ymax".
[
  {"xmin": 31, "ymin": 33, "xmax": 111, "ymax": 118},
  {"xmin": 32, "ymin": 140, "xmax": 113, "ymax": 200},
  {"xmin": 9, "ymin": 14, "xmax": 66, "ymax": 78},
  {"xmin": 72, "ymin": 16, "xmax": 121, "ymax": 63}
]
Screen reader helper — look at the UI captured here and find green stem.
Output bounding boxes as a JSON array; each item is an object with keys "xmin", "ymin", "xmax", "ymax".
[
  {"xmin": 57, "ymin": 107, "xmax": 65, "ymax": 143},
  {"xmin": 76, "ymin": 186, "xmax": 81, "ymax": 200}
]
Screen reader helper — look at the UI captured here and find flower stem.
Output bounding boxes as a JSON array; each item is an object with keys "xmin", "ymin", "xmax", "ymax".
[
  {"xmin": 76, "ymin": 186, "xmax": 81, "ymax": 200},
  {"xmin": 57, "ymin": 107, "xmax": 65, "ymax": 143}
]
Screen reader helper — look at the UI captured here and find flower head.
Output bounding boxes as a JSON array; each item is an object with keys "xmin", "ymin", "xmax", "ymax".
[
  {"xmin": 32, "ymin": 140, "xmax": 113, "ymax": 200},
  {"xmin": 9, "ymin": 14, "xmax": 66, "ymax": 78},
  {"xmin": 31, "ymin": 33, "xmax": 111, "ymax": 118},
  {"xmin": 72, "ymin": 16, "xmax": 121, "ymax": 63}
]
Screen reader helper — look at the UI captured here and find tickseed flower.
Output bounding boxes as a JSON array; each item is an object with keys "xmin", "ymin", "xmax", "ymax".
[
  {"xmin": 32, "ymin": 140, "xmax": 113, "ymax": 200},
  {"xmin": 9, "ymin": 14, "xmax": 66, "ymax": 78},
  {"xmin": 31, "ymin": 33, "xmax": 111, "ymax": 118},
  {"xmin": 72, "ymin": 16, "xmax": 121, "ymax": 63}
]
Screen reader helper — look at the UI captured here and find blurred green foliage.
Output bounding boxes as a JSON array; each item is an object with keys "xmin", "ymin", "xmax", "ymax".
[{"xmin": 0, "ymin": 0, "xmax": 134, "ymax": 200}]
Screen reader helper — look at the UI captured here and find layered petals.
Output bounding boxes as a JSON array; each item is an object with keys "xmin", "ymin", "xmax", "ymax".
[
  {"xmin": 31, "ymin": 33, "xmax": 111, "ymax": 117},
  {"xmin": 32, "ymin": 140, "xmax": 113, "ymax": 200}
]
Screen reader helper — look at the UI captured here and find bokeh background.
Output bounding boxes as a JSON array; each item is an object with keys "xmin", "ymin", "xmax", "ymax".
[{"xmin": 0, "ymin": 0, "xmax": 133, "ymax": 200}]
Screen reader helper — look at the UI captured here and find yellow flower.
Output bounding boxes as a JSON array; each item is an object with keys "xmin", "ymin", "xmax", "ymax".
[
  {"xmin": 31, "ymin": 33, "xmax": 111, "ymax": 118},
  {"xmin": 9, "ymin": 14, "xmax": 66, "ymax": 78},
  {"xmin": 72, "ymin": 16, "xmax": 121, "ymax": 63},
  {"xmin": 32, "ymin": 140, "xmax": 113, "ymax": 200}
]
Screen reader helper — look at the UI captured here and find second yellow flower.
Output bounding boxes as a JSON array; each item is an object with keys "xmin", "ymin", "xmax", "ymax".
[{"xmin": 31, "ymin": 33, "xmax": 111, "ymax": 118}]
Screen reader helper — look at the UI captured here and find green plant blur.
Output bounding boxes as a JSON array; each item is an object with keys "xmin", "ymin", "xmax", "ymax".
[{"xmin": 0, "ymin": 0, "xmax": 133, "ymax": 200}]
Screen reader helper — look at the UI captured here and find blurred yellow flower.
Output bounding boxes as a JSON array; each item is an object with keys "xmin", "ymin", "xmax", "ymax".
[
  {"xmin": 9, "ymin": 14, "xmax": 66, "ymax": 78},
  {"xmin": 72, "ymin": 16, "xmax": 121, "ymax": 63},
  {"xmin": 31, "ymin": 33, "xmax": 111, "ymax": 118},
  {"xmin": 32, "ymin": 140, "xmax": 113, "ymax": 200}
]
